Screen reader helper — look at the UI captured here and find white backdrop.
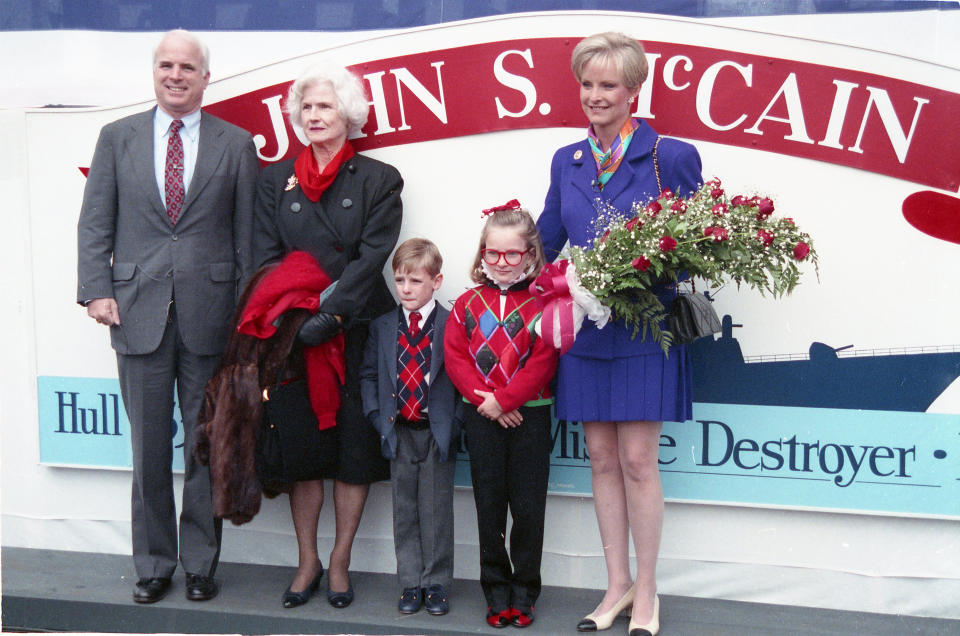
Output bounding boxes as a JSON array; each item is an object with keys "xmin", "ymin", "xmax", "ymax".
[{"xmin": 3, "ymin": 10, "xmax": 959, "ymax": 618}]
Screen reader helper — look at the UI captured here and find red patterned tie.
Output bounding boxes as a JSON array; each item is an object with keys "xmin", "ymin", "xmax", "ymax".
[
  {"xmin": 408, "ymin": 311, "xmax": 421, "ymax": 337},
  {"xmin": 164, "ymin": 119, "xmax": 184, "ymax": 225}
]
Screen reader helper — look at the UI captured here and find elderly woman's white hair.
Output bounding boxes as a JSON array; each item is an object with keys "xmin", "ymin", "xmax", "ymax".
[{"xmin": 285, "ymin": 61, "xmax": 369, "ymax": 136}]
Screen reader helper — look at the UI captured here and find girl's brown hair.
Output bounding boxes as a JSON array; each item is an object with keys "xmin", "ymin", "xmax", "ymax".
[{"xmin": 470, "ymin": 207, "xmax": 546, "ymax": 285}]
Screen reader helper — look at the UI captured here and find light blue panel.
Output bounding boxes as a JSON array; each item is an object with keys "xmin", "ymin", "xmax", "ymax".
[
  {"xmin": 453, "ymin": 404, "xmax": 959, "ymax": 517},
  {"xmin": 39, "ymin": 375, "xmax": 958, "ymax": 516},
  {"xmin": 661, "ymin": 404, "xmax": 960, "ymax": 517},
  {"xmin": 37, "ymin": 376, "xmax": 186, "ymax": 471}
]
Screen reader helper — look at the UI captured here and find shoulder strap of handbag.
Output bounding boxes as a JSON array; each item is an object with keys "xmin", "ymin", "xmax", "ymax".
[
  {"xmin": 653, "ymin": 135, "xmax": 698, "ymax": 294},
  {"xmin": 653, "ymin": 135, "xmax": 662, "ymax": 193}
]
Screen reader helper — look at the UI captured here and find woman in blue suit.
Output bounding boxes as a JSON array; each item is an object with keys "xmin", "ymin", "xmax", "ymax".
[{"xmin": 536, "ymin": 33, "xmax": 702, "ymax": 636}]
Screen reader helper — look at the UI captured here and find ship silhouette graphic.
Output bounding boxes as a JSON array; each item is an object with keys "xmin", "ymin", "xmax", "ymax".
[{"xmin": 689, "ymin": 316, "xmax": 960, "ymax": 413}]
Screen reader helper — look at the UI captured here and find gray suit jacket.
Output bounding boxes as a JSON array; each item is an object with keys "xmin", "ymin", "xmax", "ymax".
[
  {"xmin": 360, "ymin": 304, "xmax": 461, "ymax": 462},
  {"xmin": 77, "ymin": 108, "xmax": 260, "ymax": 355}
]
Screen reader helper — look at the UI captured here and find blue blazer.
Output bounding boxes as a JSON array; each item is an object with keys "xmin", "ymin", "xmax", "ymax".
[
  {"xmin": 359, "ymin": 304, "xmax": 461, "ymax": 461},
  {"xmin": 536, "ymin": 120, "xmax": 703, "ymax": 359}
]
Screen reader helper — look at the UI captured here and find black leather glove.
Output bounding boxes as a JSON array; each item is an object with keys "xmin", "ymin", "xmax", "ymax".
[{"xmin": 297, "ymin": 311, "xmax": 342, "ymax": 345}]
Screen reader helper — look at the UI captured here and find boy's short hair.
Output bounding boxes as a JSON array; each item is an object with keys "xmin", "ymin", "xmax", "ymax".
[{"xmin": 392, "ymin": 238, "xmax": 443, "ymax": 277}]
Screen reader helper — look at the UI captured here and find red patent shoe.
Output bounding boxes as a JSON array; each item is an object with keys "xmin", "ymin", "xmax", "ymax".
[{"xmin": 486, "ymin": 607, "xmax": 511, "ymax": 628}]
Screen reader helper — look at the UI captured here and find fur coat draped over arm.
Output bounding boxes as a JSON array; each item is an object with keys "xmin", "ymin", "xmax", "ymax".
[{"xmin": 195, "ymin": 251, "xmax": 344, "ymax": 525}]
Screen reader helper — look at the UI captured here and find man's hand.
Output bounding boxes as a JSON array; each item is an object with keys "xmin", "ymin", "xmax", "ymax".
[{"xmin": 87, "ymin": 298, "xmax": 121, "ymax": 326}]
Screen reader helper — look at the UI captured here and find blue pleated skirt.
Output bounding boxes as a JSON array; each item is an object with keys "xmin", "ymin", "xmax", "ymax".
[{"xmin": 555, "ymin": 348, "xmax": 693, "ymax": 423}]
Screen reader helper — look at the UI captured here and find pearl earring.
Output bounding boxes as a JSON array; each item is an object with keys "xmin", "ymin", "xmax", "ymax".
[{"xmin": 628, "ymin": 97, "xmax": 635, "ymax": 104}]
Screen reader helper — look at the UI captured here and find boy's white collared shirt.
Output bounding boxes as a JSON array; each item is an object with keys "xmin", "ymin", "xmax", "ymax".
[{"xmin": 402, "ymin": 299, "xmax": 436, "ymax": 329}]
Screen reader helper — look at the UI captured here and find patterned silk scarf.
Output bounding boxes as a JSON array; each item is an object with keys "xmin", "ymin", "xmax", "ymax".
[{"xmin": 588, "ymin": 118, "xmax": 641, "ymax": 190}]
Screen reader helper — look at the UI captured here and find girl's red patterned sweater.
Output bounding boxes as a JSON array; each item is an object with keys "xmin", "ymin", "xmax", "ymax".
[{"xmin": 444, "ymin": 282, "xmax": 558, "ymax": 413}]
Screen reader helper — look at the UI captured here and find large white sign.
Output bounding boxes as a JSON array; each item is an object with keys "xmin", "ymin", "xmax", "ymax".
[{"xmin": 24, "ymin": 14, "xmax": 960, "ymax": 519}]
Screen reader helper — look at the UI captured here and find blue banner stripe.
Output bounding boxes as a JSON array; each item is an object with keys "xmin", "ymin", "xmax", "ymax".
[{"xmin": 3, "ymin": 0, "xmax": 956, "ymax": 32}]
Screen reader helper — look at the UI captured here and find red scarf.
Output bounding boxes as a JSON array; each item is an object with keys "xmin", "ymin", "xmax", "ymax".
[
  {"xmin": 293, "ymin": 141, "xmax": 355, "ymax": 202},
  {"xmin": 236, "ymin": 251, "xmax": 345, "ymax": 430}
]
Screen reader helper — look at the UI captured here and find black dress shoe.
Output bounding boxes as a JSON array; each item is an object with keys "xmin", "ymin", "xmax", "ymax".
[
  {"xmin": 282, "ymin": 566, "xmax": 324, "ymax": 609},
  {"xmin": 398, "ymin": 586, "xmax": 422, "ymax": 614},
  {"xmin": 326, "ymin": 576, "xmax": 354, "ymax": 608},
  {"xmin": 424, "ymin": 584, "xmax": 449, "ymax": 616},
  {"xmin": 185, "ymin": 573, "xmax": 218, "ymax": 601},
  {"xmin": 133, "ymin": 577, "xmax": 171, "ymax": 604}
]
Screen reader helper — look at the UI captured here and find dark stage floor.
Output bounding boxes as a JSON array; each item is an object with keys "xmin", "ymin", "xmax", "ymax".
[{"xmin": 2, "ymin": 547, "xmax": 957, "ymax": 635}]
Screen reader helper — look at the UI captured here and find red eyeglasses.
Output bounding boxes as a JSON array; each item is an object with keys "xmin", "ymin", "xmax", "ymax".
[{"xmin": 481, "ymin": 248, "xmax": 532, "ymax": 266}]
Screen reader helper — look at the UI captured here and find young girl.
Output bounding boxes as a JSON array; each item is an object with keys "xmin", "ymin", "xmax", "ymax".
[{"xmin": 443, "ymin": 201, "xmax": 558, "ymax": 629}]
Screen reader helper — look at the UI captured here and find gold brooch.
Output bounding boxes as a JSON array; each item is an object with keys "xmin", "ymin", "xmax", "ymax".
[
  {"xmin": 285, "ymin": 174, "xmax": 298, "ymax": 191},
  {"xmin": 573, "ymin": 149, "xmax": 583, "ymax": 160}
]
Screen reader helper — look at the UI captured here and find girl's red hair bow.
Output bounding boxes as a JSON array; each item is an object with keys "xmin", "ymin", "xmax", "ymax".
[{"xmin": 481, "ymin": 199, "xmax": 522, "ymax": 216}]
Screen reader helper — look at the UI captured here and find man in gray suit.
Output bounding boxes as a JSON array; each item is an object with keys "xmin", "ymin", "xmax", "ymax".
[{"xmin": 77, "ymin": 29, "xmax": 259, "ymax": 604}]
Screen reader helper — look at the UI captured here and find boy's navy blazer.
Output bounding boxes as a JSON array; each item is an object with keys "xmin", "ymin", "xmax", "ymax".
[{"xmin": 360, "ymin": 304, "xmax": 460, "ymax": 461}]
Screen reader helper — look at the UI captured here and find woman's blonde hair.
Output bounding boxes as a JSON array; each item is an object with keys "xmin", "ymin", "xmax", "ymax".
[
  {"xmin": 470, "ymin": 207, "xmax": 546, "ymax": 285},
  {"xmin": 571, "ymin": 32, "xmax": 648, "ymax": 90}
]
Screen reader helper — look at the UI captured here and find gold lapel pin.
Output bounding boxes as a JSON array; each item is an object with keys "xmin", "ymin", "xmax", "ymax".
[{"xmin": 573, "ymin": 149, "xmax": 582, "ymax": 160}]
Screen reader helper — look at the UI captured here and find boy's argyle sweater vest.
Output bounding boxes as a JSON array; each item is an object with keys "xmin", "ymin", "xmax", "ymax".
[{"xmin": 396, "ymin": 314, "xmax": 432, "ymax": 420}]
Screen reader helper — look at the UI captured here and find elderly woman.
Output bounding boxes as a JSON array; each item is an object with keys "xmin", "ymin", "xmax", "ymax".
[
  {"xmin": 536, "ymin": 33, "xmax": 702, "ymax": 636},
  {"xmin": 253, "ymin": 61, "xmax": 402, "ymax": 609}
]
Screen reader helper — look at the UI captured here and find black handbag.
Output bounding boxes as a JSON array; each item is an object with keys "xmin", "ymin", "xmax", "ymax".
[
  {"xmin": 668, "ymin": 292, "xmax": 721, "ymax": 345},
  {"xmin": 255, "ymin": 374, "xmax": 337, "ymax": 489}
]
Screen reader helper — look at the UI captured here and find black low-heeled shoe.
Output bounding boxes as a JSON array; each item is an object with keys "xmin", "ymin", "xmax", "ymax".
[
  {"xmin": 327, "ymin": 577, "xmax": 354, "ymax": 608},
  {"xmin": 281, "ymin": 564, "xmax": 324, "ymax": 609}
]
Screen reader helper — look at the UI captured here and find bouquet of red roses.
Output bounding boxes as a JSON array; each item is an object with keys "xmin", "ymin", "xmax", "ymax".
[{"xmin": 533, "ymin": 179, "xmax": 818, "ymax": 353}]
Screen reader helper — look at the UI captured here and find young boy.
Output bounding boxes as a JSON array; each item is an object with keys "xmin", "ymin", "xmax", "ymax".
[{"xmin": 360, "ymin": 238, "xmax": 460, "ymax": 616}]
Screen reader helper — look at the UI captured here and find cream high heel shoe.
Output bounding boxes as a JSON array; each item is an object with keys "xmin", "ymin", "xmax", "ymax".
[
  {"xmin": 576, "ymin": 584, "xmax": 635, "ymax": 632},
  {"xmin": 627, "ymin": 595, "xmax": 659, "ymax": 636}
]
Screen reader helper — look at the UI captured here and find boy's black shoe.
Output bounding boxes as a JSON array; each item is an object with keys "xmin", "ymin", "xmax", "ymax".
[
  {"xmin": 424, "ymin": 584, "xmax": 449, "ymax": 616},
  {"xmin": 399, "ymin": 586, "xmax": 423, "ymax": 614}
]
